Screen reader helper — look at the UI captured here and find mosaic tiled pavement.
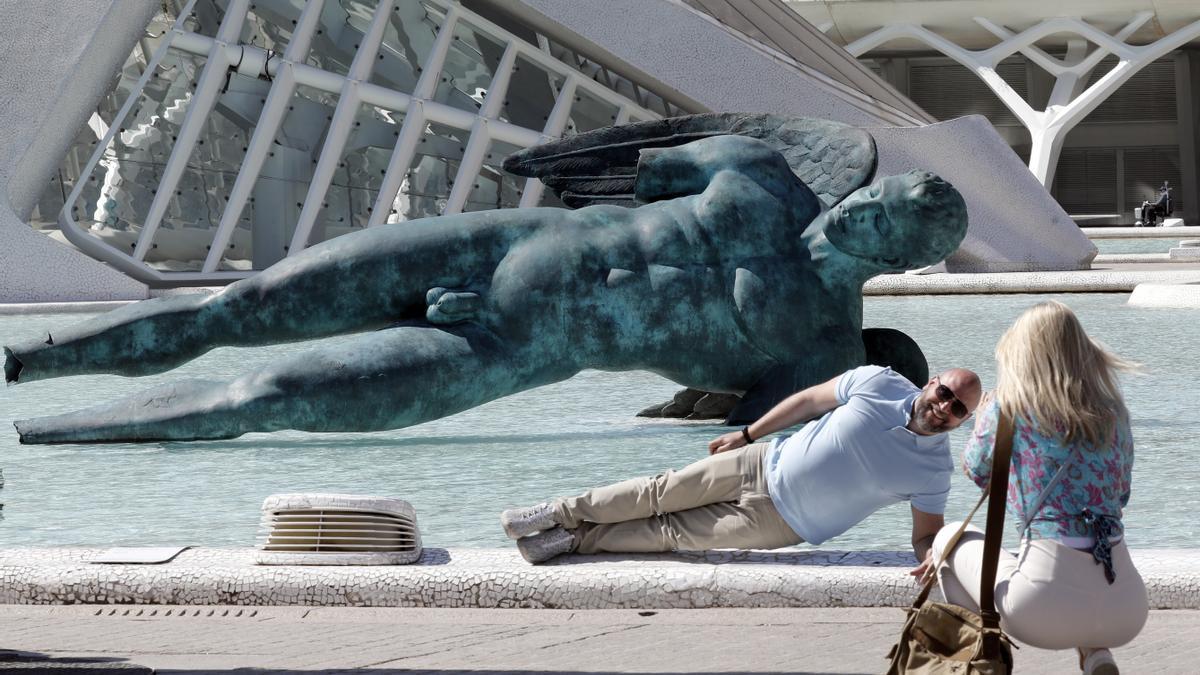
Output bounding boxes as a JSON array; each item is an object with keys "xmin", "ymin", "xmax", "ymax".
[
  {"xmin": 1, "ymin": 605, "xmax": 1197, "ymax": 674},
  {"xmin": 1, "ymin": 547, "xmax": 1196, "ymax": 609}
]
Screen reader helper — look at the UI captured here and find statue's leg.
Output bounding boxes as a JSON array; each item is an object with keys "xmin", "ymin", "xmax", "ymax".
[
  {"xmin": 4, "ymin": 221, "xmax": 499, "ymax": 384},
  {"xmin": 14, "ymin": 323, "xmax": 573, "ymax": 444}
]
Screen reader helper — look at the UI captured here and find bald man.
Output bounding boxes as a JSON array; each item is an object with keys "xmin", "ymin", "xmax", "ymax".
[{"xmin": 501, "ymin": 365, "xmax": 982, "ymax": 564}]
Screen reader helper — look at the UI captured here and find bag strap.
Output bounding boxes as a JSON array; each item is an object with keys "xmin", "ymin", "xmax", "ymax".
[
  {"xmin": 909, "ymin": 487, "xmax": 988, "ymax": 609},
  {"xmin": 978, "ymin": 409, "xmax": 1015, "ymax": 640},
  {"xmin": 908, "ymin": 409, "xmax": 1016, "ymax": 614}
]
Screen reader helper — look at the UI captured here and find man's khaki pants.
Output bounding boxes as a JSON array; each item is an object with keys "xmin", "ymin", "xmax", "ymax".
[{"xmin": 552, "ymin": 443, "xmax": 803, "ymax": 554}]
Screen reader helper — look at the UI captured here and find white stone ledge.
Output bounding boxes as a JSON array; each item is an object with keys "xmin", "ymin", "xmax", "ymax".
[
  {"xmin": 0, "ymin": 547, "xmax": 1195, "ymax": 609},
  {"xmin": 1093, "ymin": 253, "xmax": 1172, "ymax": 264},
  {"xmin": 1083, "ymin": 226, "xmax": 1200, "ymax": 238},
  {"xmin": 1127, "ymin": 283, "xmax": 1200, "ymax": 307},
  {"xmin": 864, "ymin": 269, "xmax": 1200, "ymax": 294}
]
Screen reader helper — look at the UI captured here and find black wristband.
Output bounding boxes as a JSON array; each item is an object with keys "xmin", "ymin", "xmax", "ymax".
[{"xmin": 741, "ymin": 426, "xmax": 754, "ymax": 444}]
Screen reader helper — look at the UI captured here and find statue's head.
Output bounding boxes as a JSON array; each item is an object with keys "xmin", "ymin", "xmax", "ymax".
[{"xmin": 824, "ymin": 171, "xmax": 968, "ymax": 270}]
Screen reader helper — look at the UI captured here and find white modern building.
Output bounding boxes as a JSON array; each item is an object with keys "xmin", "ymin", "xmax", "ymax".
[
  {"xmin": 786, "ymin": 0, "xmax": 1200, "ymax": 226},
  {"xmin": 7, "ymin": 0, "xmax": 1176, "ymax": 302}
]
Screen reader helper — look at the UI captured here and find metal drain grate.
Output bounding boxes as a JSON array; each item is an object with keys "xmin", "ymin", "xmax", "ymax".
[{"xmin": 254, "ymin": 494, "xmax": 422, "ymax": 565}]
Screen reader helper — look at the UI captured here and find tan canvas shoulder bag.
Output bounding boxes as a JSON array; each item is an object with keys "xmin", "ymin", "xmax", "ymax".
[{"xmin": 885, "ymin": 410, "xmax": 1017, "ymax": 674}]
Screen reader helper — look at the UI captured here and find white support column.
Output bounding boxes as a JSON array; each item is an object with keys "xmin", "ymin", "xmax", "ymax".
[
  {"xmin": 202, "ymin": 0, "xmax": 327, "ymax": 272},
  {"xmin": 368, "ymin": 99, "xmax": 426, "ymax": 226},
  {"xmin": 847, "ymin": 14, "xmax": 1200, "ymax": 188},
  {"xmin": 517, "ymin": 75, "xmax": 577, "ymax": 208},
  {"xmin": 289, "ymin": 0, "xmax": 397, "ymax": 255},
  {"xmin": 443, "ymin": 41, "xmax": 519, "ymax": 215},
  {"xmin": 132, "ymin": 0, "xmax": 251, "ymax": 262},
  {"xmin": 365, "ymin": 3, "xmax": 461, "ymax": 227},
  {"xmin": 443, "ymin": 118, "xmax": 492, "ymax": 214}
]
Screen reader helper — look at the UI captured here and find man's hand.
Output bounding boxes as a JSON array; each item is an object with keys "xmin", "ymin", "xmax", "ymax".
[
  {"xmin": 909, "ymin": 549, "xmax": 936, "ymax": 585},
  {"xmin": 708, "ymin": 431, "xmax": 747, "ymax": 455}
]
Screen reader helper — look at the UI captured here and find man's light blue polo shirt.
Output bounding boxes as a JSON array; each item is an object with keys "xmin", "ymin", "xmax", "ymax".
[{"xmin": 763, "ymin": 365, "xmax": 953, "ymax": 545}]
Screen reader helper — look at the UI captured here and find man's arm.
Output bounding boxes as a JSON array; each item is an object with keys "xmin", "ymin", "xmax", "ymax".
[
  {"xmin": 708, "ymin": 374, "xmax": 841, "ymax": 454},
  {"xmin": 907, "ymin": 506, "xmax": 945, "ymax": 581},
  {"xmin": 635, "ymin": 135, "xmax": 809, "ymax": 205}
]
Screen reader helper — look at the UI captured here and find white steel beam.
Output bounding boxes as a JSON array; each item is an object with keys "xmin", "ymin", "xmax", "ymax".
[
  {"xmin": 443, "ymin": 41, "xmax": 519, "ymax": 214},
  {"xmin": 57, "ymin": 0, "xmax": 204, "ymax": 282},
  {"xmin": 203, "ymin": 0, "xmax": 327, "ymax": 272},
  {"xmin": 289, "ymin": 0, "xmax": 397, "ymax": 255},
  {"xmin": 366, "ymin": 3, "xmax": 462, "ymax": 226},
  {"xmin": 367, "ymin": 99, "xmax": 427, "ymax": 227},
  {"xmin": 133, "ymin": 0, "xmax": 252, "ymax": 262},
  {"xmin": 847, "ymin": 14, "xmax": 1200, "ymax": 187},
  {"xmin": 517, "ymin": 75, "xmax": 578, "ymax": 208},
  {"xmin": 59, "ymin": 0, "xmax": 666, "ymax": 284}
]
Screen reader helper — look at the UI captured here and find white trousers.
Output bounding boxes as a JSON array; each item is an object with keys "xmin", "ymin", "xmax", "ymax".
[{"xmin": 932, "ymin": 522, "xmax": 1149, "ymax": 650}]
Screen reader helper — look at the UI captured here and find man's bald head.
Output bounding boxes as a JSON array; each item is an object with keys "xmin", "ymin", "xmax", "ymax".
[{"xmin": 908, "ymin": 367, "xmax": 982, "ymax": 436}]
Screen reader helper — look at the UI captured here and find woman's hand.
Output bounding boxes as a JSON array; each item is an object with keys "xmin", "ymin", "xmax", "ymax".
[
  {"xmin": 708, "ymin": 431, "xmax": 747, "ymax": 455},
  {"xmin": 972, "ymin": 390, "xmax": 994, "ymax": 433}
]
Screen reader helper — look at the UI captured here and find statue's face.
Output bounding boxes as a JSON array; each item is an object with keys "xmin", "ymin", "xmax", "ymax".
[{"xmin": 825, "ymin": 171, "xmax": 965, "ymax": 269}]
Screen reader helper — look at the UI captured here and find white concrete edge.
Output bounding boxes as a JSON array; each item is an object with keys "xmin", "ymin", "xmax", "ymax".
[
  {"xmin": 0, "ymin": 547, "xmax": 1194, "ymax": 609},
  {"xmin": 863, "ymin": 269, "xmax": 1200, "ymax": 294},
  {"xmin": 1083, "ymin": 226, "xmax": 1200, "ymax": 238}
]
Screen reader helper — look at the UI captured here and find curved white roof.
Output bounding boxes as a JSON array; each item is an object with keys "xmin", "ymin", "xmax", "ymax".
[{"xmin": 785, "ymin": 0, "xmax": 1200, "ymax": 51}]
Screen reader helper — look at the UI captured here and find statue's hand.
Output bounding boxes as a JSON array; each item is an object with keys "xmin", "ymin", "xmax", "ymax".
[
  {"xmin": 708, "ymin": 430, "xmax": 747, "ymax": 455},
  {"xmin": 426, "ymin": 288, "xmax": 482, "ymax": 325}
]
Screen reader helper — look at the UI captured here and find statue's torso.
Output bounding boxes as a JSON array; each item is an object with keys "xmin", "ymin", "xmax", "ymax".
[{"xmin": 483, "ymin": 177, "xmax": 862, "ymax": 391}]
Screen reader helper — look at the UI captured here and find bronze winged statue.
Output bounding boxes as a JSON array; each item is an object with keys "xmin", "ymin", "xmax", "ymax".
[{"xmin": 5, "ymin": 113, "xmax": 967, "ymax": 443}]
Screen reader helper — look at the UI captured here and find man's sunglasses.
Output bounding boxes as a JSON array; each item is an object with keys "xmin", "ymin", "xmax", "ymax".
[{"xmin": 933, "ymin": 378, "xmax": 970, "ymax": 419}]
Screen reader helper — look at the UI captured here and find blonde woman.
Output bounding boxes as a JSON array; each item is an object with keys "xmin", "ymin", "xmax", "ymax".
[{"xmin": 929, "ymin": 301, "xmax": 1147, "ymax": 675}]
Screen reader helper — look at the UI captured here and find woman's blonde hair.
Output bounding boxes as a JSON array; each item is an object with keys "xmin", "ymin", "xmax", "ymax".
[{"xmin": 994, "ymin": 300, "xmax": 1137, "ymax": 446}]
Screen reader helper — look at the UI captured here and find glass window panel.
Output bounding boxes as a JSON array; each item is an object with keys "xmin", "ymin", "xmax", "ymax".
[
  {"xmin": 368, "ymin": 0, "xmax": 443, "ymax": 94},
  {"xmin": 564, "ymin": 88, "xmax": 620, "ymax": 136},
  {"xmin": 207, "ymin": 84, "xmax": 340, "ymax": 271},
  {"xmin": 385, "ymin": 120, "xmax": 469, "ymax": 222},
  {"xmin": 300, "ymin": 1, "xmax": 369, "ymax": 77},
  {"xmin": 143, "ymin": 70, "xmax": 267, "ymax": 272},
  {"xmin": 238, "ymin": 0, "xmax": 305, "ymax": 53},
  {"xmin": 185, "ymin": 0, "xmax": 225, "ymax": 39},
  {"xmin": 498, "ymin": 55, "xmax": 564, "ymax": 130},
  {"xmin": 309, "ymin": 104, "xmax": 405, "ymax": 247},
  {"xmin": 463, "ymin": 139, "xmax": 525, "ymax": 212},
  {"xmin": 432, "ymin": 20, "xmax": 508, "ymax": 114}
]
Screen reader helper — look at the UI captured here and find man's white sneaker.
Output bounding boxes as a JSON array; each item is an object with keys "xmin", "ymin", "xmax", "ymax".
[
  {"xmin": 500, "ymin": 502, "xmax": 559, "ymax": 539},
  {"xmin": 516, "ymin": 526, "xmax": 575, "ymax": 564},
  {"xmin": 1080, "ymin": 648, "xmax": 1119, "ymax": 675}
]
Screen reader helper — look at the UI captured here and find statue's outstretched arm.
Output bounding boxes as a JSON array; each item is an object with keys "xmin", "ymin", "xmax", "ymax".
[{"xmin": 634, "ymin": 135, "xmax": 807, "ymax": 204}]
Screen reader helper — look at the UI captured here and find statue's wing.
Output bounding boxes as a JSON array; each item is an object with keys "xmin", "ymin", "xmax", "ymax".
[{"xmin": 503, "ymin": 112, "xmax": 876, "ymax": 209}]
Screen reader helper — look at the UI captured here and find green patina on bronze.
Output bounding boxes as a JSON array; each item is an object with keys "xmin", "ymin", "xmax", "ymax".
[{"xmin": 5, "ymin": 114, "xmax": 967, "ymax": 444}]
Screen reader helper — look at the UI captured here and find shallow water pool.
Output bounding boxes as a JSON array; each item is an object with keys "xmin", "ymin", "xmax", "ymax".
[{"xmin": 0, "ymin": 293, "xmax": 1195, "ymax": 551}]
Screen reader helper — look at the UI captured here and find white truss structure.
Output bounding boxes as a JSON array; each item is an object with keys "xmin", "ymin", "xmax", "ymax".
[
  {"xmin": 56, "ymin": 0, "xmax": 665, "ymax": 284},
  {"xmin": 846, "ymin": 12, "xmax": 1200, "ymax": 188}
]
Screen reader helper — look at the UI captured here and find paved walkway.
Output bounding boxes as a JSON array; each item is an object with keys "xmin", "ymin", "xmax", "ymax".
[{"xmin": 0, "ymin": 605, "xmax": 1195, "ymax": 673}]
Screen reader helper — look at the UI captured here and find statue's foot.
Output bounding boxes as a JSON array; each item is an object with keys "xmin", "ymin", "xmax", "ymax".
[
  {"xmin": 3, "ymin": 347, "xmax": 22, "ymax": 385},
  {"xmin": 425, "ymin": 287, "xmax": 482, "ymax": 325}
]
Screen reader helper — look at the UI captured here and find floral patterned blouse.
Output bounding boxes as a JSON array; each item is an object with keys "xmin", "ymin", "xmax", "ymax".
[{"xmin": 963, "ymin": 398, "xmax": 1132, "ymax": 542}]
